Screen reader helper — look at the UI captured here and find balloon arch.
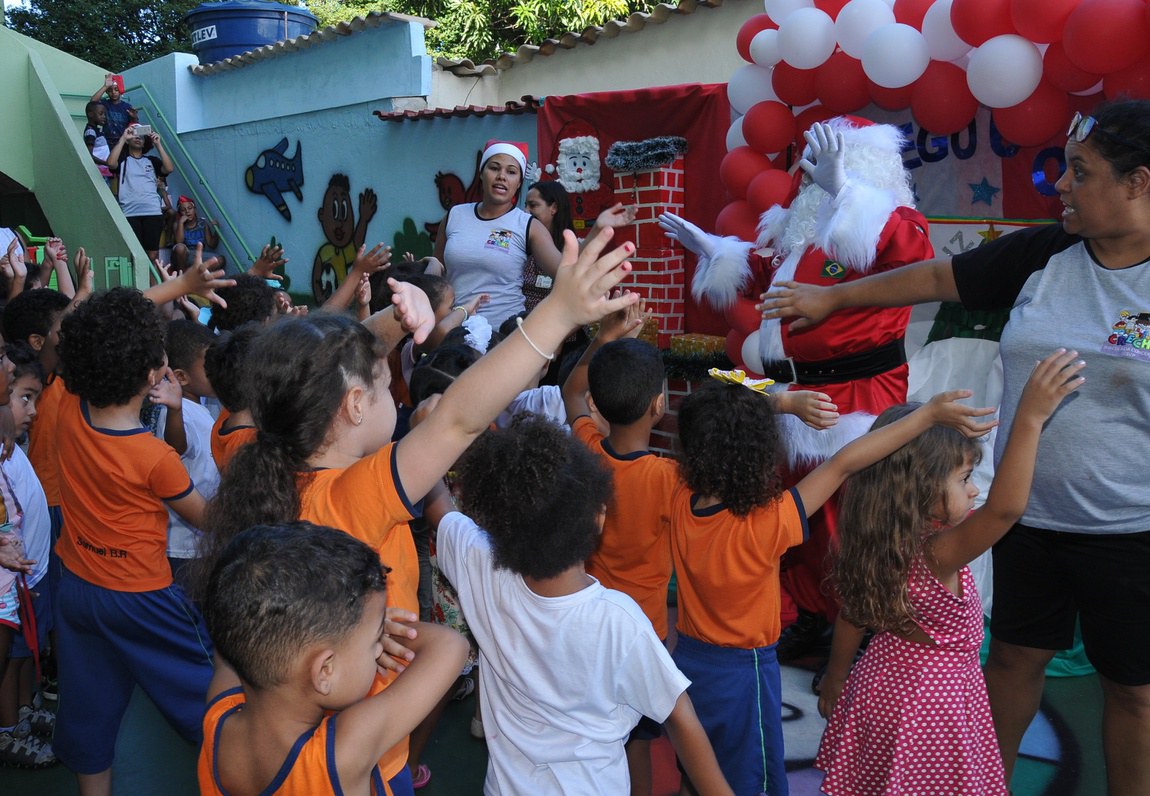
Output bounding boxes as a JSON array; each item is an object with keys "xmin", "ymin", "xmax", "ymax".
[{"xmin": 720, "ymin": 0, "xmax": 1150, "ymax": 240}]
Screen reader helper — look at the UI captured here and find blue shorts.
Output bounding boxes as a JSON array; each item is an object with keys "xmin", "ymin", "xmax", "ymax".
[
  {"xmin": 391, "ymin": 765, "xmax": 414, "ymax": 796},
  {"xmin": 9, "ymin": 574, "xmax": 51, "ymax": 658},
  {"xmin": 672, "ymin": 633, "xmax": 785, "ymax": 796},
  {"xmin": 53, "ymin": 566, "xmax": 214, "ymax": 773},
  {"xmin": 0, "ymin": 582, "xmax": 18, "ymax": 631}
]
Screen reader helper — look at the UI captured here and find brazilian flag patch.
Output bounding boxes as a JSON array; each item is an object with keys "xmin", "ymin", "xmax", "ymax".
[{"xmin": 822, "ymin": 260, "xmax": 846, "ymax": 279}]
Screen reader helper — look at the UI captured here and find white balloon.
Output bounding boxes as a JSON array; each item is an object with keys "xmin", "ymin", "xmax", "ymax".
[
  {"xmin": 921, "ymin": 0, "xmax": 970, "ymax": 62},
  {"xmin": 764, "ymin": 0, "xmax": 814, "ymax": 25},
  {"xmin": 727, "ymin": 116, "xmax": 748, "ymax": 151},
  {"xmin": 862, "ymin": 24, "xmax": 930, "ymax": 88},
  {"xmin": 742, "ymin": 331, "xmax": 765, "ymax": 375},
  {"xmin": 749, "ymin": 29, "xmax": 782, "ymax": 67},
  {"xmin": 779, "ymin": 7, "xmax": 837, "ymax": 70},
  {"xmin": 967, "ymin": 35, "xmax": 1042, "ymax": 108},
  {"xmin": 727, "ymin": 64, "xmax": 780, "ymax": 115},
  {"xmin": 835, "ymin": 0, "xmax": 895, "ymax": 60},
  {"xmin": 1071, "ymin": 80, "xmax": 1104, "ymax": 97}
]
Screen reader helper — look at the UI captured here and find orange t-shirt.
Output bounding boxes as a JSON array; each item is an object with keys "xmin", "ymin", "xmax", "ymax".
[
  {"xmin": 27, "ymin": 375, "xmax": 65, "ymax": 506},
  {"xmin": 55, "ymin": 391, "xmax": 193, "ymax": 591},
  {"xmin": 671, "ymin": 485, "xmax": 808, "ymax": 649},
  {"xmin": 210, "ymin": 410, "xmax": 257, "ymax": 473},
  {"xmin": 573, "ymin": 416, "xmax": 677, "ymax": 639},
  {"xmin": 297, "ymin": 441, "xmax": 416, "ymax": 781},
  {"xmin": 199, "ymin": 687, "xmax": 391, "ymax": 796}
]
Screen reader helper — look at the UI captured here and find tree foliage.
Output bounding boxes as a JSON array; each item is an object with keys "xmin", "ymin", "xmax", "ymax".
[
  {"xmin": 308, "ymin": 0, "xmax": 658, "ymax": 63},
  {"xmin": 6, "ymin": 0, "xmax": 202, "ymax": 72}
]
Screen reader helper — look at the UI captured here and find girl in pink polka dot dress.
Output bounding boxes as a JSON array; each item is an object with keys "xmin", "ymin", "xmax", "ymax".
[{"xmin": 814, "ymin": 349, "xmax": 1085, "ymax": 796}]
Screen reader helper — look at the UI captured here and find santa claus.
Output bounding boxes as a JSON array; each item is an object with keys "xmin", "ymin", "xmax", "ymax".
[
  {"xmin": 542, "ymin": 119, "xmax": 616, "ymax": 229},
  {"xmin": 659, "ymin": 118, "xmax": 933, "ymax": 655}
]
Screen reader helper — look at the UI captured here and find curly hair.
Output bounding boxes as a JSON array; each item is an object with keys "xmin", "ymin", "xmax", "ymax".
[
  {"xmin": 588, "ymin": 339, "xmax": 665, "ymax": 425},
  {"xmin": 408, "ymin": 343, "xmax": 480, "ymax": 406},
  {"xmin": 203, "ymin": 323, "xmax": 262, "ymax": 412},
  {"xmin": 831, "ymin": 403, "xmax": 981, "ymax": 635},
  {"xmin": 1085, "ymin": 100, "xmax": 1150, "ymax": 177},
  {"xmin": 2, "ymin": 288, "xmax": 70, "ymax": 345},
  {"xmin": 209, "ymin": 274, "xmax": 275, "ymax": 332},
  {"xmin": 676, "ymin": 381, "xmax": 786, "ymax": 516},
  {"xmin": 166, "ymin": 319, "xmax": 214, "ymax": 373},
  {"xmin": 455, "ymin": 415, "xmax": 612, "ymax": 580},
  {"xmin": 202, "ymin": 521, "xmax": 387, "ymax": 690},
  {"xmin": 196, "ymin": 315, "xmax": 385, "ymax": 598},
  {"xmin": 57, "ymin": 288, "xmax": 167, "ymax": 408},
  {"xmin": 6, "ymin": 341, "xmax": 44, "ymax": 384}
]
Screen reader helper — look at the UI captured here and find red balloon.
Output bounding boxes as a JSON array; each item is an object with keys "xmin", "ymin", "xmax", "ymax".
[
  {"xmin": 950, "ymin": 0, "xmax": 1016, "ymax": 47},
  {"xmin": 720, "ymin": 147, "xmax": 773, "ymax": 200},
  {"xmin": 1044, "ymin": 42, "xmax": 1101, "ymax": 93},
  {"xmin": 992, "ymin": 81, "xmax": 1071, "ymax": 146},
  {"xmin": 912, "ymin": 61, "xmax": 978, "ymax": 135},
  {"xmin": 1064, "ymin": 0, "xmax": 1150, "ymax": 76},
  {"xmin": 727, "ymin": 296, "xmax": 764, "ymax": 337},
  {"xmin": 715, "ymin": 200, "xmax": 760, "ymax": 243},
  {"xmin": 747, "ymin": 168, "xmax": 795, "ymax": 215},
  {"xmin": 743, "ymin": 101, "xmax": 798, "ymax": 155},
  {"xmin": 772, "ymin": 63, "xmax": 819, "ymax": 106},
  {"xmin": 737, "ymin": 14, "xmax": 779, "ymax": 63},
  {"xmin": 893, "ymin": 0, "xmax": 934, "ymax": 29},
  {"xmin": 815, "ymin": 0, "xmax": 852, "ymax": 20},
  {"xmin": 794, "ymin": 104, "xmax": 837, "ymax": 142},
  {"xmin": 868, "ymin": 80, "xmax": 914, "ymax": 111},
  {"xmin": 1104, "ymin": 54, "xmax": 1150, "ymax": 100},
  {"xmin": 1011, "ymin": 0, "xmax": 1078, "ymax": 43},
  {"xmin": 724, "ymin": 331, "xmax": 749, "ymax": 373},
  {"xmin": 816, "ymin": 52, "xmax": 869, "ymax": 114}
]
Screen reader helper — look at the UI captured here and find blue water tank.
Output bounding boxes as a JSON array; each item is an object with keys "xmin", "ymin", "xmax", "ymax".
[{"xmin": 185, "ymin": 1, "xmax": 318, "ymax": 65}]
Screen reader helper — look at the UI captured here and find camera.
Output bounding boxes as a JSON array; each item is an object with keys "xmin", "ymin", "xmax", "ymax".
[{"xmin": 133, "ymin": 124, "xmax": 152, "ymax": 138}]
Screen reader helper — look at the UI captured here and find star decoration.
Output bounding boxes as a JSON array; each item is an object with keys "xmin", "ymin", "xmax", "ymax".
[
  {"xmin": 969, "ymin": 178, "xmax": 1001, "ymax": 206},
  {"xmin": 978, "ymin": 223, "xmax": 1003, "ymax": 243}
]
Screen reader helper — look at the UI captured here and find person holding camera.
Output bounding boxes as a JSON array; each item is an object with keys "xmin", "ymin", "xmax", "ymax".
[{"xmin": 107, "ymin": 124, "xmax": 174, "ymax": 265}]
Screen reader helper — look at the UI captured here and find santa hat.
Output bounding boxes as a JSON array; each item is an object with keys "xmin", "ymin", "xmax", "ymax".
[{"xmin": 481, "ymin": 141, "xmax": 529, "ymax": 174}]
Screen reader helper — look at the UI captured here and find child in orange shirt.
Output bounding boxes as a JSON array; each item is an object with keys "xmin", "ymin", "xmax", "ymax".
[
  {"xmin": 199, "ymin": 521, "xmax": 467, "ymax": 796},
  {"xmin": 204, "ymin": 324, "xmax": 260, "ymax": 472},
  {"xmin": 669, "ymin": 375, "xmax": 995, "ymax": 796},
  {"xmin": 198, "ymin": 227, "xmax": 639, "ymax": 793},
  {"xmin": 53, "ymin": 287, "xmax": 216, "ymax": 796}
]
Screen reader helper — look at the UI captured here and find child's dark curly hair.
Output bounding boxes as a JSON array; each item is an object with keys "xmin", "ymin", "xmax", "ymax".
[
  {"xmin": 204, "ymin": 323, "xmax": 262, "ymax": 412},
  {"xmin": 166, "ymin": 319, "xmax": 214, "ymax": 373},
  {"xmin": 2, "ymin": 288, "xmax": 70, "ymax": 345},
  {"xmin": 409, "ymin": 343, "xmax": 480, "ymax": 406},
  {"xmin": 455, "ymin": 415, "xmax": 612, "ymax": 580},
  {"xmin": 6, "ymin": 341, "xmax": 44, "ymax": 384},
  {"xmin": 676, "ymin": 381, "xmax": 786, "ymax": 516},
  {"xmin": 209, "ymin": 274, "xmax": 274, "ymax": 332},
  {"xmin": 57, "ymin": 288, "xmax": 166, "ymax": 408}
]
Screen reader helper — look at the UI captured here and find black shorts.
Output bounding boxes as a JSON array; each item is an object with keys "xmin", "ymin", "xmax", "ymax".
[
  {"xmin": 126, "ymin": 214, "xmax": 164, "ymax": 252},
  {"xmin": 990, "ymin": 523, "xmax": 1150, "ymax": 686}
]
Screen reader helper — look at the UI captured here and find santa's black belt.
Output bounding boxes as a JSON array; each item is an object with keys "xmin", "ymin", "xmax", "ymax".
[{"xmin": 759, "ymin": 338, "xmax": 907, "ymax": 385}]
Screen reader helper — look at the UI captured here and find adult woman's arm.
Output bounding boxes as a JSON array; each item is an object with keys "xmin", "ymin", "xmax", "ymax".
[
  {"xmin": 433, "ymin": 214, "xmax": 448, "ymax": 265},
  {"xmin": 759, "ymin": 256, "xmax": 960, "ymax": 331}
]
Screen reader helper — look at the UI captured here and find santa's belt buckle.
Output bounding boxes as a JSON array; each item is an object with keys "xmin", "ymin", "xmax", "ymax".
[{"xmin": 763, "ymin": 357, "xmax": 799, "ymax": 384}]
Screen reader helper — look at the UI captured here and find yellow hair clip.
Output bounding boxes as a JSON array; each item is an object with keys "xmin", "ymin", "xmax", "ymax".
[{"xmin": 707, "ymin": 368, "xmax": 775, "ymax": 393}]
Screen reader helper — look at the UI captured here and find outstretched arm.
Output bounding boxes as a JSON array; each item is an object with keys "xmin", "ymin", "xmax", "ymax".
[
  {"xmin": 796, "ymin": 390, "xmax": 997, "ymax": 516},
  {"xmin": 929, "ymin": 349, "xmax": 1085, "ymax": 576},
  {"xmin": 758, "ymin": 257, "xmax": 959, "ymax": 331},
  {"xmin": 561, "ymin": 291, "xmax": 647, "ymax": 421}
]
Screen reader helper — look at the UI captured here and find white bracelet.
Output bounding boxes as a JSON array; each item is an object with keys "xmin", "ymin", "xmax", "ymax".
[{"xmin": 516, "ymin": 316, "xmax": 555, "ymax": 361}]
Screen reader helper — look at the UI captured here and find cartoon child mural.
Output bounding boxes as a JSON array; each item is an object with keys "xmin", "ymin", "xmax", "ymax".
[{"xmin": 312, "ymin": 174, "xmax": 377, "ymax": 302}]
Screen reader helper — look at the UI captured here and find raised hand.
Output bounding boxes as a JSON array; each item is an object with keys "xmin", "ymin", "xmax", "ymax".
[
  {"xmin": 658, "ymin": 212, "xmax": 715, "ymax": 258},
  {"xmin": 926, "ymin": 389, "xmax": 998, "ymax": 438},
  {"xmin": 377, "ymin": 607, "xmax": 418, "ymax": 673},
  {"xmin": 148, "ymin": 367, "xmax": 183, "ymax": 409},
  {"xmin": 757, "ymin": 280, "xmax": 836, "ymax": 329},
  {"xmin": 389, "ymin": 278, "xmax": 435, "ymax": 344},
  {"xmin": 1016, "ymin": 349, "xmax": 1085, "ymax": 423},
  {"xmin": 799, "ymin": 122, "xmax": 847, "ymax": 198},
  {"xmin": 250, "ymin": 243, "xmax": 288, "ymax": 282},
  {"xmin": 550, "ymin": 227, "xmax": 637, "ymax": 327}
]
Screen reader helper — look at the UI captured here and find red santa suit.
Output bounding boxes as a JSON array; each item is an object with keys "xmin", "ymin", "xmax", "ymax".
[{"xmin": 691, "ymin": 120, "xmax": 933, "ymax": 623}]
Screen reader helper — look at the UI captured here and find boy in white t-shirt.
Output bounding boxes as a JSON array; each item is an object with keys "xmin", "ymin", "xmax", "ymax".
[
  {"xmin": 436, "ymin": 415, "xmax": 732, "ymax": 795},
  {"xmin": 151, "ymin": 320, "xmax": 220, "ymax": 586}
]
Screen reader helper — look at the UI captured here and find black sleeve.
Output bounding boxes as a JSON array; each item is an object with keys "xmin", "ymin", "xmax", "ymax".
[{"xmin": 952, "ymin": 224, "xmax": 1081, "ymax": 311}]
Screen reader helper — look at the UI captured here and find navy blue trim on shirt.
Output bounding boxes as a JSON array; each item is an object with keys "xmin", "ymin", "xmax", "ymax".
[
  {"xmin": 327, "ymin": 712, "xmax": 344, "ymax": 795},
  {"xmin": 219, "ymin": 423, "xmax": 255, "ymax": 437},
  {"xmin": 390, "ymin": 443, "xmax": 417, "ymax": 516},
  {"xmin": 80, "ymin": 399, "xmax": 150, "ymax": 436},
  {"xmin": 162, "ymin": 481, "xmax": 195, "ymax": 502},
  {"xmin": 601, "ymin": 437, "xmax": 656, "ymax": 462},
  {"xmin": 788, "ymin": 487, "xmax": 811, "ymax": 543},
  {"xmin": 690, "ymin": 493, "xmax": 726, "ymax": 517}
]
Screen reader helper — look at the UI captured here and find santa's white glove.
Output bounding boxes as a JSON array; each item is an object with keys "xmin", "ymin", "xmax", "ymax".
[
  {"xmin": 523, "ymin": 161, "xmax": 542, "ymax": 184},
  {"xmin": 658, "ymin": 212, "xmax": 715, "ymax": 259},
  {"xmin": 799, "ymin": 122, "xmax": 847, "ymax": 198}
]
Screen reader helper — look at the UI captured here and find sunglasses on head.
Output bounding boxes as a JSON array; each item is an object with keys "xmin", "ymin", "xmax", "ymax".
[{"xmin": 1067, "ymin": 111, "xmax": 1146, "ymax": 154}]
